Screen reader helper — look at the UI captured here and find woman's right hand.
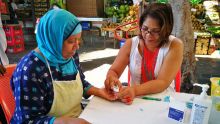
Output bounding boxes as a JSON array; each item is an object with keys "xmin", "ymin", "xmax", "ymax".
[
  {"xmin": 118, "ymin": 86, "xmax": 136, "ymax": 105},
  {"xmin": 54, "ymin": 117, "xmax": 90, "ymax": 124},
  {"xmin": 104, "ymin": 76, "xmax": 122, "ymax": 93}
]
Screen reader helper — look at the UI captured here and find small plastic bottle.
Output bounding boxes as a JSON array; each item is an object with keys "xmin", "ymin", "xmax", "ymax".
[
  {"xmin": 189, "ymin": 84, "xmax": 212, "ymax": 124},
  {"xmin": 209, "ymin": 80, "xmax": 220, "ymax": 124}
]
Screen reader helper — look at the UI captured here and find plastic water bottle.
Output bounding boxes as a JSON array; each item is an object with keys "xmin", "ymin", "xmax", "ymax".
[
  {"xmin": 209, "ymin": 80, "xmax": 220, "ymax": 124},
  {"xmin": 189, "ymin": 84, "xmax": 212, "ymax": 124}
]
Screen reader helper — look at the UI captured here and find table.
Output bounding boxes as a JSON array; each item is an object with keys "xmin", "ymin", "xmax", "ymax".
[
  {"xmin": 79, "ymin": 91, "xmax": 196, "ymax": 124},
  {"xmin": 101, "ymin": 28, "xmax": 119, "ymax": 48},
  {"xmin": 77, "ymin": 18, "xmax": 113, "ymax": 47}
]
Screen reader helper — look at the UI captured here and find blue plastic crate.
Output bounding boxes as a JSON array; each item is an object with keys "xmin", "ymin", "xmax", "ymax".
[
  {"xmin": 81, "ymin": 21, "xmax": 91, "ymax": 30},
  {"xmin": 119, "ymin": 39, "xmax": 126, "ymax": 48}
]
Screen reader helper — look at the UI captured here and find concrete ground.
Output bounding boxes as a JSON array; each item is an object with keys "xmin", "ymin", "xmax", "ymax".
[{"xmin": 6, "ymin": 31, "xmax": 220, "ymax": 95}]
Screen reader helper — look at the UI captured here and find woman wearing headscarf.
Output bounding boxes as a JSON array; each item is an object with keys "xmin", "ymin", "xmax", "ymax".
[{"xmin": 10, "ymin": 9, "xmax": 116, "ymax": 124}]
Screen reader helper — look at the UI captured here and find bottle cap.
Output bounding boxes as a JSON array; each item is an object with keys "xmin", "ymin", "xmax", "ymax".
[
  {"xmin": 112, "ymin": 85, "xmax": 119, "ymax": 93},
  {"xmin": 194, "ymin": 83, "xmax": 209, "ymax": 98}
]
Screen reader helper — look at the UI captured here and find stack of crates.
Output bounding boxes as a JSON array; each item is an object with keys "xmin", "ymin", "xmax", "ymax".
[
  {"xmin": 0, "ymin": 0, "xmax": 9, "ymax": 14},
  {"xmin": 3, "ymin": 24, "xmax": 25, "ymax": 53},
  {"xmin": 195, "ymin": 36, "xmax": 211, "ymax": 55}
]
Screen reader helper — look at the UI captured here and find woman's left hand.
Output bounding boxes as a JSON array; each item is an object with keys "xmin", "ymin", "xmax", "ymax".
[
  {"xmin": 118, "ymin": 86, "xmax": 136, "ymax": 105},
  {"xmin": 98, "ymin": 88, "xmax": 118, "ymax": 101}
]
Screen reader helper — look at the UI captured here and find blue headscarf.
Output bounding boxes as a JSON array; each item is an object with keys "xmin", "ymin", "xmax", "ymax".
[{"xmin": 36, "ymin": 9, "xmax": 82, "ymax": 76}]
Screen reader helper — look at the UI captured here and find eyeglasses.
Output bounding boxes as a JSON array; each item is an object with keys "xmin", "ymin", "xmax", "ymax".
[{"xmin": 141, "ymin": 27, "xmax": 160, "ymax": 36}]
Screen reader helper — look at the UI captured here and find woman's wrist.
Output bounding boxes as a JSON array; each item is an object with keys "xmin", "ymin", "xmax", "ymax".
[
  {"xmin": 87, "ymin": 86, "xmax": 101, "ymax": 97},
  {"xmin": 106, "ymin": 69, "xmax": 118, "ymax": 78},
  {"xmin": 131, "ymin": 85, "xmax": 137, "ymax": 97}
]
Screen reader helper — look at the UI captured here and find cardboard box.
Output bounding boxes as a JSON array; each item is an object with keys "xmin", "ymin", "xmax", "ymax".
[{"xmin": 67, "ymin": 0, "xmax": 104, "ymax": 17}]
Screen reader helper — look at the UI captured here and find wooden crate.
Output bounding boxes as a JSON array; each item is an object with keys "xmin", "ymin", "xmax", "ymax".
[{"xmin": 195, "ymin": 37, "xmax": 211, "ymax": 55}]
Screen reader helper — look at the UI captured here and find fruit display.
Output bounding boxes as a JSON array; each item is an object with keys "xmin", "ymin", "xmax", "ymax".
[
  {"xmin": 103, "ymin": 2, "xmax": 139, "ymax": 39},
  {"xmin": 190, "ymin": 0, "xmax": 202, "ymax": 6},
  {"xmin": 194, "ymin": 32, "xmax": 212, "ymax": 38},
  {"xmin": 105, "ymin": 4, "xmax": 139, "ymax": 22},
  {"xmin": 191, "ymin": 16, "xmax": 205, "ymax": 31},
  {"xmin": 194, "ymin": 32, "xmax": 212, "ymax": 55},
  {"xmin": 105, "ymin": 5, "xmax": 130, "ymax": 20},
  {"xmin": 191, "ymin": 4, "xmax": 206, "ymax": 31},
  {"xmin": 190, "ymin": 0, "xmax": 220, "ymax": 55},
  {"xmin": 101, "ymin": 22, "xmax": 119, "ymax": 29},
  {"xmin": 207, "ymin": 26, "xmax": 220, "ymax": 38},
  {"xmin": 195, "ymin": 37, "xmax": 210, "ymax": 55},
  {"xmin": 121, "ymin": 5, "xmax": 139, "ymax": 23},
  {"xmin": 203, "ymin": 1, "xmax": 219, "ymax": 25}
]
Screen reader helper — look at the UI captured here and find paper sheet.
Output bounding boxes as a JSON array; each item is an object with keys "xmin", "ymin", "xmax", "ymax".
[
  {"xmin": 80, "ymin": 97, "xmax": 173, "ymax": 124},
  {"xmin": 80, "ymin": 93, "xmax": 195, "ymax": 124}
]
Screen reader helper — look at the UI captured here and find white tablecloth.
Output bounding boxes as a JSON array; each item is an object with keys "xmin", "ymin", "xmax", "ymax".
[{"xmin": 80, "ymin": 92, "xmax": 196, "ymax": 124}]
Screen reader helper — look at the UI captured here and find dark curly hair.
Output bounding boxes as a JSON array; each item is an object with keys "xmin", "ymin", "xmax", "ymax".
[{"xmin": 139, "ymin": 3, "xmax": 173, "ymax": 47}]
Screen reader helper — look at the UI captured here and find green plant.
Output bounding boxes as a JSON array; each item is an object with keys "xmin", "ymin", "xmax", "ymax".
[
  {"xmin": 190, "ymin": 0, "xmax": 202, "ymax": 6},
  {"xmin": 156, "ymin": 0, "xmax": 168, "ymax": 3}
]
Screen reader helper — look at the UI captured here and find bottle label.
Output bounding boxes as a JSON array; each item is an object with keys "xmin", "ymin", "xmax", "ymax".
[
  {"xmin": 168, "ymin": 107, "xmax": 184, "ymax": 122},
  {"xmin": 192, "ymin": 104, "xmax": 208, "ymax": 124}
]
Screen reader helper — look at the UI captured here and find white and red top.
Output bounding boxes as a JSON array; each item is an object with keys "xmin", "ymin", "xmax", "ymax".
[{"xmin": 129, "ymin": 36, "xmax": 176, "ymax": 92}]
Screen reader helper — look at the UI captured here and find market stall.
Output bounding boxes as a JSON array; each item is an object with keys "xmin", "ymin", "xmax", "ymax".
[{"xmin": 190, "ymin": 0, "xmax": 220, "ymax": 55}]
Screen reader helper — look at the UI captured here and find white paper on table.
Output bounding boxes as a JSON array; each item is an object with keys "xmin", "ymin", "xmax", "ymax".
[
  {"xmin": 80, "ymin": 93, "xmax": 195, "ymax": 124},
  {"xmin": 80, "ymin": 97, "xmax": 179, "ymax": 124}
]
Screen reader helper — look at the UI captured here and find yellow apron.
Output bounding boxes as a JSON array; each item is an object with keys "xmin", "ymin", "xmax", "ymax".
[{"xmin": 44, "ymin": 57, "xmax": 83, "ymax": 118}]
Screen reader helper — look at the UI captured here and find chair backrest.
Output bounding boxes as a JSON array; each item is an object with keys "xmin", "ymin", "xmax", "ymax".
[
  {"xmin": 0, "ymin": 64, "xmax": 16, "ymax": 124},
  {"xmin": 127, "ymin": 69, "xmax": 181, "ymax": 92},
  {"xmin": 175, "ymin": 69, "xmax": 181, "ymax": 92}
]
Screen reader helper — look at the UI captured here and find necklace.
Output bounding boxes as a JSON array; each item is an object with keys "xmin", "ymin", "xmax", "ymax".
[{"xmin": 141, "ymin": 42, "xmax": 159, "ymax": 83}]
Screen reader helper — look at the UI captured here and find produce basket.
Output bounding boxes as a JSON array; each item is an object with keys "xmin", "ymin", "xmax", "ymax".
[{"xmin": 114, "ymin": 19, "xmax": 139, "ymax": 41}]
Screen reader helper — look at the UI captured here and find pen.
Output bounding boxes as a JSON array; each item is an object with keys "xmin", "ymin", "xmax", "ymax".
[{"xmin": 142, "ymin": 96, "xmax": 162, "ymax": 101}]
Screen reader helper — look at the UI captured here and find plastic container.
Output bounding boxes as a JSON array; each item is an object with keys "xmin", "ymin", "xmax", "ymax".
[
  {"xmin": 6, "ymin": 42, "xmax": 25, "ymax": 53},
  {"xmin": 190, "ymin": 84, "xmax": 212, "ymax": 124},
  {"xmin": 3, "ymin": 25, "xmax": 23, "ymax": 36},
  {"xmin": 6, "ymin": 35, "xmax": 24, "ymax": 46},
  {"xmin": 210, "ymin": 77, "xmax": 220, "ymax": 96},
  {"xmin": 81, "ymin": 21, "xmax": 91, "ymax": 30},
  {"xmin": 119, "ymin": 39, "xmax": 126, "ymax": 48},
  {"xmin": 209, "ymin": 80, "xmax": 220, "ymax": 124}
]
